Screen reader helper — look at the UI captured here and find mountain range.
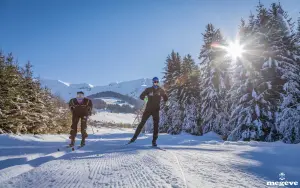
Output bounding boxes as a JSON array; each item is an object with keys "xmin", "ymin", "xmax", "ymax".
[{"xmin": 40, "ymin": 78, "xmax": 152, "ymax": 101}]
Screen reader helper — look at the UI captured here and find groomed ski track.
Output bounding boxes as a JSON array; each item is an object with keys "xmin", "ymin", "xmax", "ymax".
[{"xmin": 0, "ymin": 128, "xmax": 299, "ymax": 188}]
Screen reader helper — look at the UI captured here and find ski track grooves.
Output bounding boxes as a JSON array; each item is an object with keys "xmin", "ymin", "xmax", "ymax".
[
  {"xmin": 1, "ymin": 147, "xmax": 185, "ymax": 188},
  {"xmin": 172, "ymin": 148, "xmax": 268, "ymax": 188},
  {"xmin": 168, "ymin": 150, "xmax": 187, "ymax": 188}
]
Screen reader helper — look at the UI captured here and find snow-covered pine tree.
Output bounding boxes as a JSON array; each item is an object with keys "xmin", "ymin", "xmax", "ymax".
[
  {"xmin": 0, "ymin": 53, "xmax": 27, "ymax": 133},
  {"xmin": 258, "ymin": 3, "xmax": 300, "ymax": 142},
  {"xmin": 270, "ymin": 4, "xmax": 300, "ymax": 143},
  {"xmin": 163, "ymin": 51, "xmax": 181, "ymax": 94},
  {"xmin": 161, "ymin": 51, "xmax": 183, "ymax": 134},
  {"xmin": 180, "ymin": 55, "xmax": 202, "ymax": 134},
  {"xmin": 198, "ymin": 24, "xmax": 230, "ymax": 135},
  {"xmin": 167, "ymin": 99, "xmax": 182, "ymax": 134},
  {"xmin": 159, "ymin": 54, "xmax": 175, "ymax": 132},
  {"xmin": 180, "ymin": 55, "xmax": 200, "ymax": 105},
  {"xmin": 19, "ymin": 62, "xmax": 51, "ymax": 133},
  {"xmin": 182, "ymin": 98, "xmax": 202, "ymax": 135},
  {"xmin": 43, "ymin": 89, "xmax": 71, "ymax": 134},
  {"xmin": 0, "ymin": 52, "xmax": 71, "ymax": 134},
  {"xmin": 227, "ymin": 8, "xmax": 274, "ymax": 141}
]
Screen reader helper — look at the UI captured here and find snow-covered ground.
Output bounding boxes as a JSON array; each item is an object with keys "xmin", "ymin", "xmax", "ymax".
[
  {"xmin": 90, "ymin": 112, "xmax": 136, "ymax": 124},
  {"xmin": 0, "ymin": 127, "xmax": 299, "ymax": 188},
  {"xmin": 95, "ymin": 97, "xmax": 134, "ymax": 108}
]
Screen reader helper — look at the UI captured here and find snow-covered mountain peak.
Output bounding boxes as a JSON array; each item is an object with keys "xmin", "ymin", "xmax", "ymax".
[
  {"xmin": 58, "ymin": 80, "xmax": 70, "ymax": 87},
  {"xmin": 40, "ymin": 78, "xmax": 152, "ymax": 101},
  {"xmin": 57, "ymin": 80, "xmax": 95, "ymax": 89}
]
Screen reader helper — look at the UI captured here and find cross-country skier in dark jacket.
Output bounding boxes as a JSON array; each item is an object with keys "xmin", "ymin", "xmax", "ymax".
[
  {"xmin": 68, "ymin": 91, "xmax": 93, "ymax": 147},
  {"xmin": 128, "ymin": 77, "xmax": 168, "ymax": 146}
]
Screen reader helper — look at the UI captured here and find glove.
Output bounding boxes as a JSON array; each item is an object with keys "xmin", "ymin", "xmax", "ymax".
[
  {"xmin": 87, "ymin": 107, "xmax": 92, "ymax": 116},
  {"xmin": 144, "ymin": 97, "xmax": 148, "ymax": 103},
  {"xmin": 165, "ymin": 101, "xmax": 170, "ymax": 106}
]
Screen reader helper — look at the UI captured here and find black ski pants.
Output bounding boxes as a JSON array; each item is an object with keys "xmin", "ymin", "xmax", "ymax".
[
  {"xmin": 70, "ymin": 115, "xmax": 88, "ymax": 139},
  {"xmin": 132, "ymin": 109, "xmax": 159, "ymax": 143}
]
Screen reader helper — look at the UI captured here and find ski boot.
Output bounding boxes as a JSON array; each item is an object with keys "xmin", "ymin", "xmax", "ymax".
[
  {"xmin": 80, "ymin": 138, "xmax": 86, "ymax": 147},
  {"xmin": 127, "ymin": 138, "xmax": 135, "ymax": 145},
  {"xmin": 152, "ymin": 140, "xmax": 157, "ymax": 147},
  {"xmin": 69, "ymin": 137, "xmax": 75, "ymax": 147}
]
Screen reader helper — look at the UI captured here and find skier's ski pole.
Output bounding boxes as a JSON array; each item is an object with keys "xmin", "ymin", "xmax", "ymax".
[
  {"xmin": 131, "ymin": 113, "xmax": 139, "ymax": 127},
  {"xmin": 91, "ymin": 125, "xmax": 95, "ymax": 134},
  {"xmin": 131, "ymin": 103, "xmax": 146, "ymax": 126},
  {"xmin": 87, "ymin": 116, "xmax": 95, "ymax": 135}
]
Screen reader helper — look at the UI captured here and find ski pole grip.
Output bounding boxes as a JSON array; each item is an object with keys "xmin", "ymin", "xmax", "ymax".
[{"xmin": 144, "ymin": 97, "xmax": 148, "ymax": 103}]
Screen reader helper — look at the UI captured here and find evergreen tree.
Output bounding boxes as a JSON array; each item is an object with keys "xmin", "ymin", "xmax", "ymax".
[
  {"xmin": 0, "ymin": 53, "xmax": 26, "ymax": 133},
  {"xmin": 198, "ymin": 24, "xmax": 230, "ymax": 135},
  {"xmin": 182, "ymin": 98, "xmax": 202, "ymax": 135},
  {"xmin": 167, "ymin": 99, "xmax": 182, "ymax": 134},
  {"xmin": 262, "ymin": 3, "xmax": 299, "ymax": 141},
  {"xmin": 0, "ymin": 52, "xmax": 71, "ymax": 134},
  {"xmin": 20, "ymin": 62, "xmax": 51, "ymax": 133},
  {"xmin": 46, "ymin": 91, "xmax": 71, "ymax": 134},
  {"xmin": 271, "ymin": 5, "xmax": 300, "ymax": 143},
  {"xmin": 161, "ymin": 51, "xmax": 183, "ymax": 134},
  {"xmin": 180, "ymin": 55, "xmax": 202, "ymax": 134},
  {"xmin": 228, "ymin": 2, "xmax": 300, "ymax": 142},
  {"xmin": 162, "ymin": 51, "xmax": 181, "ymax": 95},
  {"xmin": 227, "ymin": 11, "xmax": 272, "ymax": 141},
  {"xmin": 179, "ymin": 55, "xmax": 200, "ymax": 105}
]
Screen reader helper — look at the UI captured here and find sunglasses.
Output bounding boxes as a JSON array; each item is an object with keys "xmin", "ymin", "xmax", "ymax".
[{"xmin": 153, "ymin": 81, "xmax": 159, "ymax": 83}]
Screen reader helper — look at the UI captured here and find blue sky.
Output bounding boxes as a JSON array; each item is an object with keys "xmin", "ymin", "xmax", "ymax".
[{"xmin": 1, "ymin": 0, "xmax": 299, "ymax": 86}]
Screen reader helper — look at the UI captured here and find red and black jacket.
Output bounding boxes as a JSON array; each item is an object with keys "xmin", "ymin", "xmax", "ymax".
[{"xmin": 69, "ymin": 98, "xmax": 93, "ymax": 116}]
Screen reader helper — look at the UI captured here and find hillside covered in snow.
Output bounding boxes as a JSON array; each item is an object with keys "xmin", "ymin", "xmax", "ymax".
[
  {"xmin": 88, "ymin": 91, "xmax": 144, "ymax": 113},
  {"xmin": 40, "ymin": 78, "xmax": 152, "ymax": 101}
]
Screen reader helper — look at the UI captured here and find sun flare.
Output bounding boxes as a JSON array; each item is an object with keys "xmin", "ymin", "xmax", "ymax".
[
  {"xmin": 211, "ymin": 40, "xmax": 245, "ymax": 60},
  {"xmin": 225, "ymin": 41, "xmax": 245, "ymax": 59}
]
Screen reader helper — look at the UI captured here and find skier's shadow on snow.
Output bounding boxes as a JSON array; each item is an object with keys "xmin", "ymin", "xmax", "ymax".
[
  {"xmin": 57, "ymin": 132, "xmax": 229, "ymax": 161},
  {"xmin": 0, "ymin": 132, "xmax": 227, "ymax": 171},
  {"xmin": 0, "ymin": 150, "xmax": 63, "ymax": 170}
]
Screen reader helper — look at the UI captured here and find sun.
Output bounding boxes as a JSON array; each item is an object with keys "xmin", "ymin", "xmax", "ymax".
[
  {"xmin": 211, "ymin": 39, "xmax": 245, "ymax": 60},
  {"xmin": 225, "ymin": 41, "xmax": 245, "ymax": 59}
]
